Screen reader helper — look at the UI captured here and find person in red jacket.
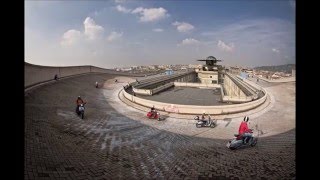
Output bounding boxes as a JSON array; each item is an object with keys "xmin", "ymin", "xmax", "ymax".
[
  {"xmin": 76, "ymin": 96, "xmax": 86, "ymax": 113},
  {"xmin": 238, "ymin": 116, "xmax": 252, "ymax": 144}
]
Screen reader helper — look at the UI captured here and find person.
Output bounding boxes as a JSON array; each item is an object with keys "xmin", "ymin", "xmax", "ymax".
[
  {"xmin": 238, "ymin": 116, "xmax": 252, "ymax": 144},
  {"xmin": 76, "ymin": 96, "xmax": 86, "ymax": 113},
  {"xmin": 95, "ymin": 82, "xmax": 99, "ymax": 88},
  {"xmin": 201, "ymin": 113, "xmax": 207, "ymax": 125},
  {"xmin": 208, "ymin": 114, "xmax": 212, "ymax": 124},
  {"xmin": 115, "ymin": 79, "xmax": 118, "ymax": 83},
  {"xmin": 54, "ymin": 74, "xmax": 58, "ymax": 80},
  {"xmin": 150, "ymin": 106, "xmax": 156, "ymax": 118},
  {"xmin": 201, "ymin": 113, "xmax": 205, "ymax": 120}
]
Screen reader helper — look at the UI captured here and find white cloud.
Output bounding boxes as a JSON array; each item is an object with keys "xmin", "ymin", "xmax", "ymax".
[
  {"xmin": 107, "ymin": 31, "xmax": 123, "ymax": 42},
  {"xmin": 131, "ymin": 7, "xmax": 169, "ymax": 22},
  {"xmin": 131, "ymin": 7, "xmax": 143, "ymax": 14},
  {"xmin": 115, "ymin": 0, "xmax": 126, "ymax": 3},
  {"xmin": 116, "ymin": 5, "xmax": 131, "ymax": 13},
  {"xmin": 178, "ymin": 38, "xmax": 200, "ymax": 46},
  {"xmin": 172, "ymin": 21, "xmax": 194, "ymax": 33},
  {"xmin": 60, "ymin": 29, "xmax": 81, "ymax": 46},
  {"xmin": 272, "ymin": 48, "xmax": 280, "ymax": 53},
  {"xmin": 153, "ymin": 28, "xmax": 163, "ymax": 32},
  {"xmin": 60, "ymin": 17, "xmax": 104, "ymax": 46},
  {"xmin": 217, "ymin": 40, "xmax": 234, "ymax": 52},
  {"xmin": 83, "ymin": 17, "xmax": 104, "ymax": 40}
]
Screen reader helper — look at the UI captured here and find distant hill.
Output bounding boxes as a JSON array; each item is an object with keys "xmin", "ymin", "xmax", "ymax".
[{"xmin": 254, "ymin": 64, "xmax": 295, "ymax": 73}]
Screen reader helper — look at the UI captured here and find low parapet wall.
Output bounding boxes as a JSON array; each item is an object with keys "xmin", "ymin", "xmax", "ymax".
[
  {"xmin": 174, "ymin": 82, "xmax": 220, "ymax": 88},
  {"xmin": 132, "ymin": 87, "xmax": 152, "ymax": 96},
  {"xmin": 132, "ymin": 71, "xmax": 196, "ymax": 95},
  {"xmin": 25, "ymin": 62, "xmax": 144, "ymax": 88},
  {"xmin": 222, "ymin": 96, "xmax": 252, "ymax": 103},
  {"xmin": 122, "ymin": 84, "xmax": 268, "ymax": 115},
  {"xmin": 258, "ymin": 76, "xmax": 295, "ymax": 83},
  {"xmin": 152, "ymin": 82, "xmax": 174, "ymax": 94},
  {"xmin": 133, "ymin": 71, "xmax": 195, "ymax": 89},
  {"xmin": 175, "ymin": 78, "xmax": 255, "ymax": 102}
]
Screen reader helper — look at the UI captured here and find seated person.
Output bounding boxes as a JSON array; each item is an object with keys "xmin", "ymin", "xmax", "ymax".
[
  {"xmin": 201, "ymin": 113, "xmax": 207, "ymax": 124},
  {"xmin": 76, "ymin": 96, "xmax": 86, "ymax": 113},
  {"xmin": 150, "ymin": 106, "xmax": 156, "ymax": 117},
  {"xmin": 238, "ymin": 116, "xmax": 252, "ymax": 144},
  {"xmin": 54, "ymin": 74, "xmax": 58, "ymax": 80}
]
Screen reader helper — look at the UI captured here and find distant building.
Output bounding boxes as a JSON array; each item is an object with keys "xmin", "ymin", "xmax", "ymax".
[
  {"xmin": 188, "ymin": 64, "xmax": 200, "ymax": 69},
  {"xmin": 165, "ymin": 69, "xmax": 174, "ymax": 75},
  {"xmin": 240, "ymin": 72, "xmax": 248, "ymax": 79},
  {"xmin": 271, "ymin": 73, "xmax": 281, "ymax": 79},
  {"xmin": 196, "ymin": 56, "xmax": 222, "ymax": 84},
  {"xmin": 243, "ymin": 68, "xmax": 253, "ymax": 76},
  {"xmin": 121, "ymin": 67, "xmax": 132, "ymax": 71},
  {"xmin": 229, "ymin": 66, "xmax": 241, "ymax": 74},
  {"xmin": 292, "ymin": 68, "xmax": 295, "ymax": 77}
]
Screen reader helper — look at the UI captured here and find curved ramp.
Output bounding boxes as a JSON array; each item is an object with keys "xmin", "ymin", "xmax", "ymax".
[{"xmin": 25, "ymin": 73, "xmax": 295, "ymax": 179}]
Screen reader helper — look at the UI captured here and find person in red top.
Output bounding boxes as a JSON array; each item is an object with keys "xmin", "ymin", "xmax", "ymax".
[
  {"xmin": 238, "ymin": 116, "xmax": 252, "ymax": 144},
  {"xmin": 76, "ymin": 96, "xmax": 86, "ymax": 113}
]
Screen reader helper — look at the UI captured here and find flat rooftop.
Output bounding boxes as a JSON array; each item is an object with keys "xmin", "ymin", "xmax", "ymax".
[{"xmin": 136, "ymin": 86, "xmax": 228, "ymax": 106}]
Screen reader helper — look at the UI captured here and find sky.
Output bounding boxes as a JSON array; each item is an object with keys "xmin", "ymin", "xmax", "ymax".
[{"xmin": 25, "ymin": 0, "xmax": 295, "ymax": 68}]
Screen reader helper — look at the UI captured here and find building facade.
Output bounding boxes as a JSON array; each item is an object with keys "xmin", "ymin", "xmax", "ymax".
[{"xmin": 196, "ymin": 56, "xmax": 221, "ymax": 84}]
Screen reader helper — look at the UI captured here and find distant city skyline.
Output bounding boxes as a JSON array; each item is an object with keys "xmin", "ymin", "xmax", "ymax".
[{"xmin": 25, "ymin": 0, "xmax": 295, "ymax": 69}]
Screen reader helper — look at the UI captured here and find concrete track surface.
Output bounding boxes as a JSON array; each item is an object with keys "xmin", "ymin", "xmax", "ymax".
[{"xmin": 25, "ymin": 73, "xmax": 295, "ymax": 179}]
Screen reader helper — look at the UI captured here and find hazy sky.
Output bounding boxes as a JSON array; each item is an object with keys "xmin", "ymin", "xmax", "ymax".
[{"xmin": 25, "ymin": 0, "xmax": 295, "ymax": 68}]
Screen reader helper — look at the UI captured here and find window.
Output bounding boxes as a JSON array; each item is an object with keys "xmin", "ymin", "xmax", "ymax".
[{"xmin": 212, "ymin": 80, "xmax": 217, "ymax": 83}]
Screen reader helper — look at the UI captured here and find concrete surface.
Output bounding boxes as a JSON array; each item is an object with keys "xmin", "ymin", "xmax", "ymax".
[
  {"xmin": 25, "ymin": 73, "xmax": 295, "ymax": 179},
  {"xmin": 135, "ymin": 86, "xmax": 225, "ymax": 106}
]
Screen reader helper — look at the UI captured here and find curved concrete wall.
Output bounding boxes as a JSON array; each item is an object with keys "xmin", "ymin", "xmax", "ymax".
[
  {"xmin": 59, "ymin": 66, "xmax": 91, "ymax": 77},
  {"xmin": 132, "ymin": 72, "xmax": 196, "ymax": 95},
  {"xmin": 223, "ymin": 74, "xmax": 246, "ymax": 97},
  {"xmin": 25, "ymin": 62, "xmax": 143, "ymax": 88},
  {"xmin": 132, "ymin": 87, "xmax": 152, "ymax": 95},
  {"xmin": 25, "ymin": 63, "xmax": 61, "ymax": 88},
  {"xmin": 122, "ymin": 85, "xmax": 267, "ymax": 115},
  {"xmin": 174, "ymin": 82, "xmax": 220, "ymax": 88},
  {"xmin": 259, "ymin": 76, "xmax": 295, "ymax": 83},
  {"xmin": 133, "ymin": 82, "xmax": 219, "ymax": 96},
  {"xmin": 152, "ymin": 82, "xmax": 174, "ymax": 94}
]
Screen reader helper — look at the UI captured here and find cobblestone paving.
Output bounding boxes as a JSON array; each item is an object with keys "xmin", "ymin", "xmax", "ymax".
[{"xmin": 25, "ymin": 74, "xmax": 295, "ymax": 179}]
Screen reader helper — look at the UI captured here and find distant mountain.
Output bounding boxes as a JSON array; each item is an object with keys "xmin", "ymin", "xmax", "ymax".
[{"xmin": 254, "ymin": 64, "xmax": 295, "ymax": 73}]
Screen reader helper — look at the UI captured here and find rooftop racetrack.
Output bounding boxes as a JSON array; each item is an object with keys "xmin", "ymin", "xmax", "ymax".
[{"xmin": 25, "ymin": 73, "xmax": 295, "ymax": 179}]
